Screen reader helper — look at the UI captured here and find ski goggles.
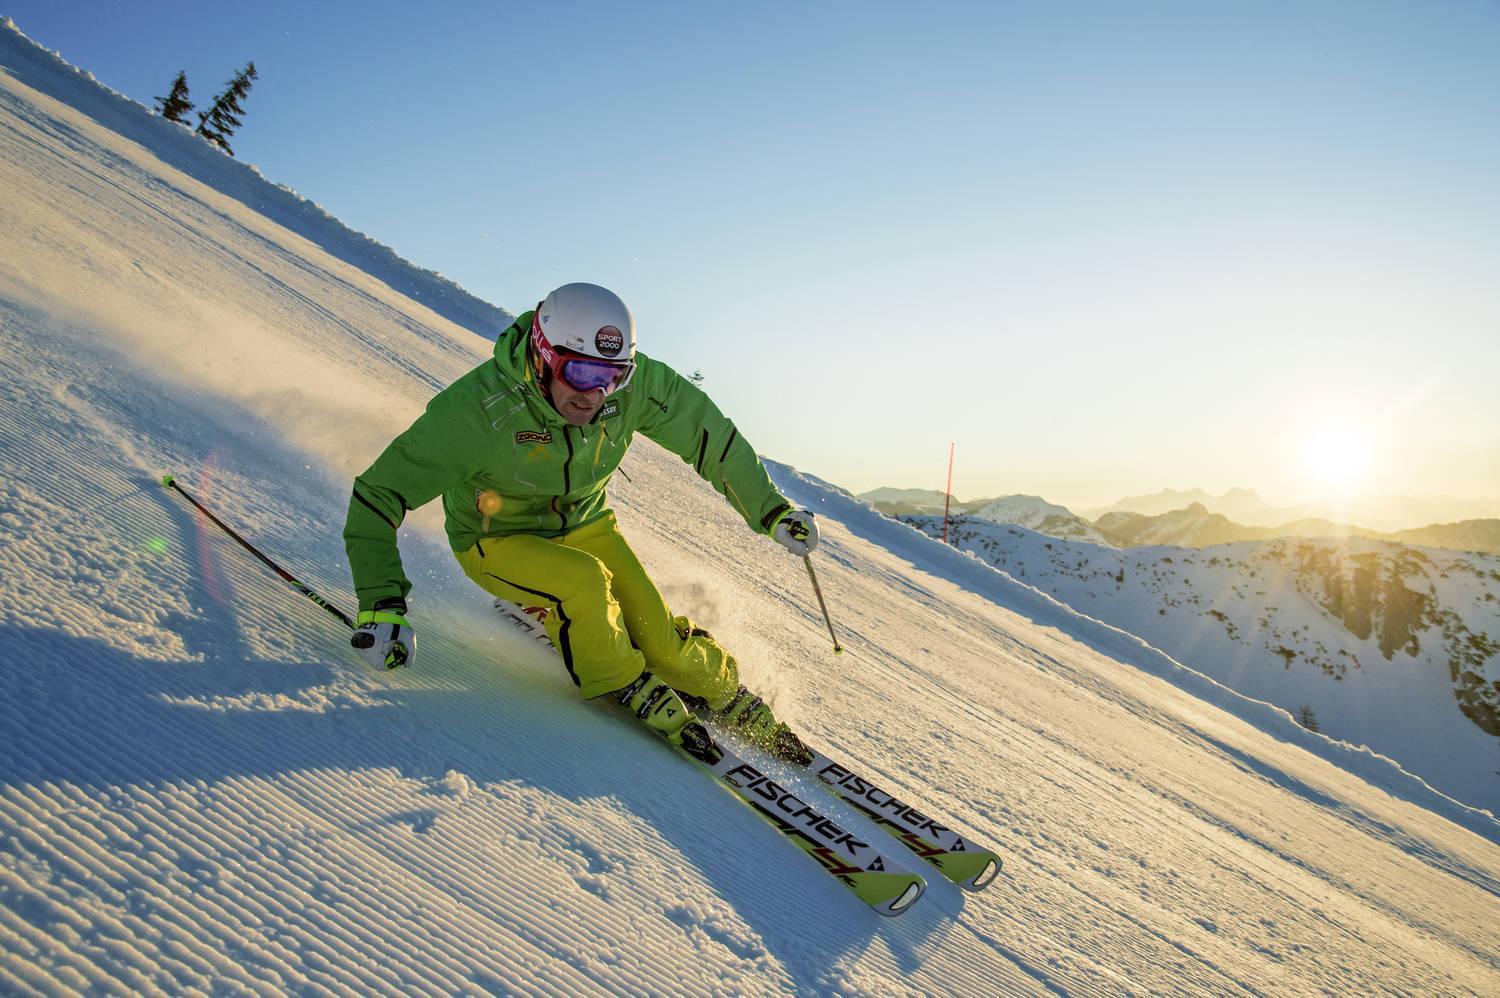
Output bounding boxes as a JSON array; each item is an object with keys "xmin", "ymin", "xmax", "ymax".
[
  {"xmin": 557, "ymin": 355, "xmax": 634, "ymax": 393},
  {"xmin": 531, "ymin": 314, "xmax": 635, "ymax": 394}
]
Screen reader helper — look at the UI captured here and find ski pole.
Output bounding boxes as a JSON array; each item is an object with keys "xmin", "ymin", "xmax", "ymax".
[
  {"xmin": 160, "ymin": 473, "xmax": 357, "ymax": 631},
  {"xmin": 803, "ymin": 555, "xmax": 843, "ymax": 655}
]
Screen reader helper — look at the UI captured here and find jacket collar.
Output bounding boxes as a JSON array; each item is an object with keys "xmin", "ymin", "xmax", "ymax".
[{"xmin": 494, "ymin": 311, "xmax": 572, "ymax": 428}]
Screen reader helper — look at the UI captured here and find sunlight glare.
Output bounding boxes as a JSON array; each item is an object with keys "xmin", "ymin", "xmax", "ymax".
[{"xmin": 1302, "ymin": 422, "xmax": 1374, "ymax": 496}]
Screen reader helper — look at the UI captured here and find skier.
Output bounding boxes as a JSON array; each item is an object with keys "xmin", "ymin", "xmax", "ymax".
[{"xmin": 343, "ymin": 283, "xmax": 820, "ymax": 760}]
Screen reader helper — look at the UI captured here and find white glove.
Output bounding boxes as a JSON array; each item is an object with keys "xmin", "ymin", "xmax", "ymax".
[
  {"xmin": 772, "ymin": 509, "xmax": 819, "ymax": 556},
  {"xmin": 351, "ymin": 609, "xmax": 415, "ymax": 669}
]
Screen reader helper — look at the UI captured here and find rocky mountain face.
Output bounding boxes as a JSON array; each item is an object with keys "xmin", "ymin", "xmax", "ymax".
[
  {"xmin": 1288, "ymin": 542, "xmax": 1500, "ymax": 734},
  {"xmin": 1096, "ymin": 502, "xmax": 1258, "ymax": 547},
  {"xmin": 899, "ymin": 513, "xmax": 1500, "ymax": 809}
]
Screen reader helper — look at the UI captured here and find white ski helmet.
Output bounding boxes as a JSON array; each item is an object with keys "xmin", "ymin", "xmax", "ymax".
[{"xmin": 536, "ymin": 283, "xmax": 635, "ymax": 362}]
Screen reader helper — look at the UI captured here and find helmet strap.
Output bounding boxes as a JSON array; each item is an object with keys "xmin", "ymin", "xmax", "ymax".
[{"xmin": 529, "ymin": 308, "xmax": 561, "ymax": 400}]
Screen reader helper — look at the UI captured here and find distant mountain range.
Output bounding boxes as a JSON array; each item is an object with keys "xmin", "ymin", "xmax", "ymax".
[
  {"xmin": 857, "ymin": 488, "xmax": 1500, "ymax": 556},
  {"xmin": 896, "ymin": 513, "xmax": 1500, "ymax": 811},
  {"xmin": 858, "ymin": 489, "xmax": 1109, "ymax": 544},
  {"xmin": 1082, "ymin": 487, "xmax": 1500, "ymax": 533},
  {"xmin": 1097, "ymin": 503, "xmax": 1500, "ymax": 555},
  {"xmin": 963, "ymin": 495, "xmax": 1111, "ymax": 545},
  {"xmin": 856, "ymin": 488, "xmax": 954, "ymax": 514},
  {"xmin": 1084, "ymin": 487, "xmax": 1274, "ymax": 522}
]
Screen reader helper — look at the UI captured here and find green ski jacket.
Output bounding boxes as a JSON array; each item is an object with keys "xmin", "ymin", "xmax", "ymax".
[{"xmin": 343, "ymin": 311, "xmax": 792, "ymax": 612}]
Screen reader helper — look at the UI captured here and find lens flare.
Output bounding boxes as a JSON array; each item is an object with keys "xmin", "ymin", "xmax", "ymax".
[{"xmin": 1302, "ymin": 423, "xmax": 1374, "ymax": 497}]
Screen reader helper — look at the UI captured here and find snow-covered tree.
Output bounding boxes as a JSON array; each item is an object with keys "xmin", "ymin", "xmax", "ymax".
[
  {"xmin": 195, "ymin": 62, "xmax": 258, "ymax": 156},
  {"xmin": 153, "ymin": 71, "xmax": 193, "ymax": 124}
]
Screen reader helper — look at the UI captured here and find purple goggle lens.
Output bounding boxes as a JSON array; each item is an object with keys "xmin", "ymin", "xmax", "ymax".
[{"xmin": 560, "ymin": 356, "xmax": 633, "ymax": 393}]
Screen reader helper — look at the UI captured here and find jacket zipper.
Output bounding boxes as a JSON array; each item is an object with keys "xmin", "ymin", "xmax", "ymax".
[{"xmin": 558, "ymin": 426, "xmax": 576, "ymax": 530}]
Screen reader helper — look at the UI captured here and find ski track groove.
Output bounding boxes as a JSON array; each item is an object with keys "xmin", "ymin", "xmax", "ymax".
[
  {"xmin": 256, "ymin": 771, "xmax": 677, "ymax": 996},
  {"xmin": 1001, "ymin": 693, "xmax": 1493, "ymax": 988},
  {"xmin": 998, "ymin": 644, "xmax": 1500, "ymax": 969},
  {"xmin": 1012, "ymin": 636, "xmax": 1500, "ymax": 900},
  {"xmin": 196, "ymin": 769, "xmax": 639, "ymax": 994}
]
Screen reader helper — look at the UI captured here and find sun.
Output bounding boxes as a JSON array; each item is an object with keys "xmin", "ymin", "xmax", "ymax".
[{"xmin": 1301, "ymin": 422, "xmax": 1374, "ymax": 497}]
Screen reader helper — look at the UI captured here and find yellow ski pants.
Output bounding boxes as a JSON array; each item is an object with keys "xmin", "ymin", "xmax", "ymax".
[{"xmin": 455, "ymin": 510, "xmax": 741, "ymax": 704}]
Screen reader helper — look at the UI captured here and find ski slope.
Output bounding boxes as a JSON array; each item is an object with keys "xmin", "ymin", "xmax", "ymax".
[{"xmin": 2, "ymin": 21, "xmax": 1498, "ymax": 994}]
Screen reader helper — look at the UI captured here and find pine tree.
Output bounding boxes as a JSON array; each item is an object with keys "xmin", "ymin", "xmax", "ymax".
[
  {"xmin": 153, "ymin": 71, "xmax": 193, "ymax": 124},
  {"xmin": 1296, "ymin": 705, "xmax": 1320, "ymax": 733},
  {"xmin": 195, "ymin": 62, "xmax": 258, "ymax": 156},
  {"xmin": 689, "ymin": 369, "xmax": 705, "ymax": 387}
]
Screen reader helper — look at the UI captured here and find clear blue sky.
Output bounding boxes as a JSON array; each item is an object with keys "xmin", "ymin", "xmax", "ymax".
[{"xmin": 9, "ymin": 1, "xmax": 1499, "ymax": 510}]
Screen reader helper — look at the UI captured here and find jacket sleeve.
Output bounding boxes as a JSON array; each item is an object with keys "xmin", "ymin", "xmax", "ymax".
[
  {"xmin": 343, "ymin": 394, "xmax": 484, "ymax": 612},
  {"xmin": 634, "ymin": 358, "xmax": 791, "ymax": 535}
]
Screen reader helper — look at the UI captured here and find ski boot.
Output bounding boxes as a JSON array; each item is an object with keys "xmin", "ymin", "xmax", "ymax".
[
  {"xmin": 616, "ymin": 671, "xmax": 691, "ymax": 744},
  {"xmin": 714, "ymin": 685, "xmax": 813, "ymax": 766},
  {"xmin": 615, "ymin": 672, "xmax": 722, "ymax": 763}
]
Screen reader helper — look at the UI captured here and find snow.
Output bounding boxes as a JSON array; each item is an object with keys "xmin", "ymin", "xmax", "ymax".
[
  {"xmin": 900, "ymin": 514, "xmax": 1500, "ymax": 814},
  {"xmin": 2, "ymin": 20, "xmax": 1499, "ymax": 995}
]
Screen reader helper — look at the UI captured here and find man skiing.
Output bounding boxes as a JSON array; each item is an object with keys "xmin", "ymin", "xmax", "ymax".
[{"xmin": 343, "ymin": 282, "xmax": 819, "ymax": 760}]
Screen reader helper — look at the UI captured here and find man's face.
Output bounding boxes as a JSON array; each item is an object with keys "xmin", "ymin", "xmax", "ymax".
[{"xmin": 548, "ymin": 377, "xmax": 606, "ymax": 426}]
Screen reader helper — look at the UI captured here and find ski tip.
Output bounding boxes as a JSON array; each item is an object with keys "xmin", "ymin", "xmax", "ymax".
[
  {"xmin": 160, "ymin": 473, "xmax": 176, "ymax": 487},
  {"xmin": 853, "ymin": 871, "xmax": 927, "ymax": 916},
  {"xmin": 886, "ymin": 877, "xmax": 925, "ymax": 916},
  {"xmin": 967, "ymin": 856, "xmax": 1002, "ymax": 892},
  {"xmin": 942, "ymin": 852, "xmax": 1003, "ymax": 892}
]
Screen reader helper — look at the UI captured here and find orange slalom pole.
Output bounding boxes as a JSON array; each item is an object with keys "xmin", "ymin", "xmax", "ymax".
[{"xmin": 942, "ymin": 442, "xmax": 954, "ymax": 545}]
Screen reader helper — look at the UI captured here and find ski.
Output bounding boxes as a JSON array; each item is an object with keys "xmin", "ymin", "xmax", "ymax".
[
  {"xmin": 492, "ymin": 598, "xmax": 985, "ymax": 898},
  {"xmin": 673, "ymin": 722, "xmax": 926, "ymax": 917},
  {"xmin": 797, "ymin": 749, "xmax": 1002, "ymax": 891},
  {"xmin": 494, "ymin": 601, "xmax": 555, "ymax": 648}
]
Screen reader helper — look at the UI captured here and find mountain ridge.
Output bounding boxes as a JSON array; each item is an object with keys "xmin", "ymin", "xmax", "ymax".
[
  {"xmin": 862, "ymin": 487, "xmax": 1500, "ymax": 556},
  {"xmin": 1086, "ymin": 486, "xmax": 1500, "ymax": 533}
]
